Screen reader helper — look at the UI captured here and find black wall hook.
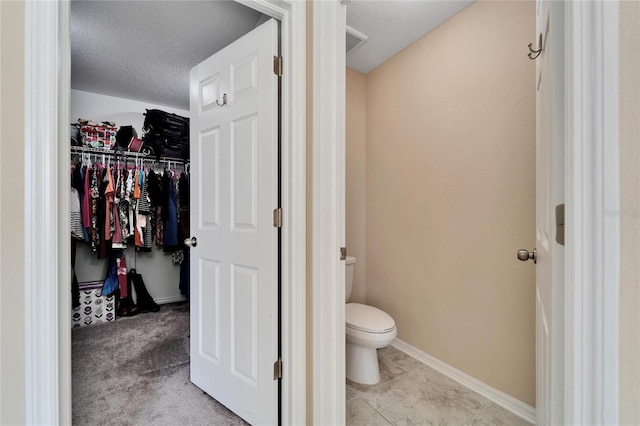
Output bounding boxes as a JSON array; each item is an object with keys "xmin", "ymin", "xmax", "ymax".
[{"xmin": 528, "ymin": 33, "xmax": 542, "ymax": 60}]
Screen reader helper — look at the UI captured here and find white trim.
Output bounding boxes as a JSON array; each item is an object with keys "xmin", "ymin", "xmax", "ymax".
[
  {"xmin": 231, "ymin": 4, "xmax": 309, "ymax": 423},
  {"xmin": 58, "ymin": 4, "xmax": 72, "ymax": 424},
  {"xmin": 312, "ymin": 1, "xmax": 346, "ymax": 424},
  {"xmin": 24, "ymin": 1, "xmax": 69, "ymax": 424},
  {"xmin": 264, "ymin": 3, "xmax": 308, "ymax": 424},
  {"xmin": 238, "ymin": 2, "xmax": 309, "ymax": 423},
  {"xmin": 24, "ymin": 0, "xmax": 306, "ymax": 424},
  {"xmin": 391, "ymin": 339, "xmax": 536, "ymax": 424},
  {"xmin": 564, "ymin": 1, "xmax": 620, "ymax": 425},
  {"xmin": 600, "ymin": 3, "xmax": 620, "ymax": 422}
]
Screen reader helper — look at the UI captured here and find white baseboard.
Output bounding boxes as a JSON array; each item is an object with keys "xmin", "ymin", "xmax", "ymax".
[
  {"xmin": 154, "ymin": 295, "xmax": 187, "ymax": 305},
  {"xmin": 391, "ymin": 338, "xmax": 536, "ymax": 424}
]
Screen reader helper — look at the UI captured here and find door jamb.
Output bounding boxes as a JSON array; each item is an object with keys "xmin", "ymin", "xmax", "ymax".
[
  {"xmin": 23, "ymin": 1, "xmax": 306, "ymax": 424},
  {"xmin": 564, "ymin": 2, "xmax": 620, "ymax": 424},
  {"xmin": 311, "ymin": 1, "xmax": 346, "ymax": 425}
]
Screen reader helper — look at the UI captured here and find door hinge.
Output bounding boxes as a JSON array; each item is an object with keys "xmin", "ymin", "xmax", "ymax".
[
  {"xmin": 340, "ymin": 247, "xmax": 347, "ymax": 261},
  {"xmin": 273, "ymin": 358, "xmax": 283, "ymax": 380},
  {"xmin": 273, "ymin": 56, "xmax": 283, "ymax": 77},
  {"xmin": 555, "ymin": 203, "xmax": 565, "ymax": 246},
  {"xmin": 273, "ymin": 208, "xmax": 283, "ymax": 228}
]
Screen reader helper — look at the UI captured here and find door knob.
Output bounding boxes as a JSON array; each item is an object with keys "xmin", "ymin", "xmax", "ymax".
[
  {"xmin": 517, "ymin": 248, "xmax": 536, "ymax": 264},
  {"xmin": 184, "ymin": 237, "xmax": 198, "ymax": 248}
]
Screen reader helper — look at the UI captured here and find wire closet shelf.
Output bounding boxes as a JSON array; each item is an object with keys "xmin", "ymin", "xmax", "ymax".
[{"xmin": 70, "ymin": 146, "xmax": 190, "ymax": 168}]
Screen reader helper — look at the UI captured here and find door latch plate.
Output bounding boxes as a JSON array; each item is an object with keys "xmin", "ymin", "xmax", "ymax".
[{"xmin": 340, "ymin": 247, "xmax": 347, "ymax": 261}]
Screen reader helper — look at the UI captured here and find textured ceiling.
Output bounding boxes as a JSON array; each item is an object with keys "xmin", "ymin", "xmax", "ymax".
[
  {"xmin": 71, "ymin": 1, "xmax": 475, "ymax": 108},
  {"xmin": 71, "ymin": 1, "xmax": 264, "ymax": 109},
  {"xmin": 346, "ymin": 0, "xmax": 474, "ymax": 74}
]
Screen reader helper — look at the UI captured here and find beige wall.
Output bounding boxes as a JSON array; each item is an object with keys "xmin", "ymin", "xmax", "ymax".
[
  {"xmin": 619, "ymin": 2, "xmax": 640, "ymax": 424},
  {"xmin": 346, "ymin": 68, "xmax": 367, "ymax": 303},
  {"xmin": 363, "ymin": 1, "xmax": 536, "ymax": 405},
  {"xmin": 0, "ymin": 1, "xmax": 26, "ymax": 424}
]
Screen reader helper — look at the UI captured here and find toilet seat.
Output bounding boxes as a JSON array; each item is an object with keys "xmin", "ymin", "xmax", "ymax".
[{"xmin": 346, "ymin": 303, "xmax": 395, "ymax": 334}]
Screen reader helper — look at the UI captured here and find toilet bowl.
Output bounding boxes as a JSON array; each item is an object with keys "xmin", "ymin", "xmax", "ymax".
[
  {"xmin": 346, "ymin": 303, "xmax": 397, "ymax": 384},
  {"xmin": 345, "ymin": 256, "xmax": 397, "ymax": 385}
]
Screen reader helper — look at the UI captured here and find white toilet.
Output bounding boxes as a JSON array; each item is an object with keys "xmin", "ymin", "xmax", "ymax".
[{"xmin": 345, "ymin": 256, "xmax": 397, "ymax": 385}]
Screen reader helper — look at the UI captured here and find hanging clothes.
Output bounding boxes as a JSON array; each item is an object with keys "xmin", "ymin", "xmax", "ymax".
[
  {"xmin": 133, "ymin": 169, "xmax": 144, "ymax": 248},
  {"xmin": 70, "ymin": 164, "xmax": 84, "ymax": 241},
  {"xmin": 70, "ymin": 153, "xmax": 190, "ymax": 261},
  {"xmin": 71, "ymin": 238, "xmax": 80, "ymax": 308},
  {"xmin": 179, "ymin": 171, "xmax": 190, "ymax": 297},
  {"xmin": 147, "ymin": 169, "xmax": 165, "ymax": 247},
  {"xmin": 70, "ymin": 148, "xmax": 190, "ymax": 313},
  {"xmin": 118, "ymin": 168, "xmax": 131, "ymax": 242},
  {"xmin": 70, "ymin": 187, "xmax": 85, "ymax": 241},
  {"xmin": 97, "ymin": 167, "xmax": 111, "ymax": 259},
  {"xmin": 100, "ymin": 255, "xmax": 119, "ymax": 297},
  {"xmin": 163, "ymin": 171, "xmax": 179, "ymax": 251},
  {"xmin": 112, "ymin": 167, "xmax": 127, "ymax": 249},
  {"xmin": 79, "ymin": 166, "xmax": 90, "ymax": 242},
  {"xmin": 126, "ymin": 167, "xmax": 135, "ymax": 240},
  {"xmin": 178, "ymin": 172, "xmax": 190, "ymax": 236},
  {"xmin": 172, "ymin": 171, "xmax": 183, "ymax": 264},
  {"xmin": 137, "ymin": 169, "xmax": 153, "ymax": 252},
  {"xmin": 89, "ymin": 166, "xmax": 100, "ymax": 254},
  {"xmin": 138, "ymin": 171, "xmax": 151, "ymax": 215},
  {"xmin": 111, "ymin": 201, "xmax": 125, "ymax": 249},
  {"xmin": 104, "ymin": 167, "xmax": 115, "ymax": 241},
  {"xmin": 116, "ymin": 252, "xmax": 128, "ymax": 298},
  {"xmin": 82, "ymin": 164, "xmax": 91, "ymax": 231}
]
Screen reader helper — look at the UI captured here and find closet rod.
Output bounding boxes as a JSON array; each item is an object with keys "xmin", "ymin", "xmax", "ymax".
[{"xmin": 70, "ymin": 146, "xmax": 189, "ymax": 165}]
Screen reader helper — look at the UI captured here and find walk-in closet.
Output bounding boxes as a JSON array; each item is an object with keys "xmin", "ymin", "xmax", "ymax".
[
  {"xmin": 69, "ymin": 1, "xmax": 269, "ymax": 424},
  {"xmin": 70, "ymin": 94, "xmax": 192, "ymax": 323}
]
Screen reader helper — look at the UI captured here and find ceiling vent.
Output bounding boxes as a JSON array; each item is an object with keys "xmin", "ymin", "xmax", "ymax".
[{"xmin": 346, "ymin": 25, "xmax": 368, "ymax": 55}]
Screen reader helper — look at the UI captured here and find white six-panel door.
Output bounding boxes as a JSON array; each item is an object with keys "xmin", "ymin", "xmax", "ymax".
[
  {"xmin": 535, "ymin": 1, "xmax": 565, "ymax": 425},
  {"xmin": 189, "ymin": 19, "xmax": 279, "ymax": 425}
]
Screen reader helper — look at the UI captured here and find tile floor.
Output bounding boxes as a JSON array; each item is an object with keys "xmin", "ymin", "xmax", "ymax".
[{"xmin": 346, "ymin": 346, "xmax": 532, "ymax": 426}]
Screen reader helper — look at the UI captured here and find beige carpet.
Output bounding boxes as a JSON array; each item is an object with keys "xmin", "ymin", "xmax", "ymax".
[{"xmin": 72, "ymin": 302, "xmax": 246, "ymax": 426}]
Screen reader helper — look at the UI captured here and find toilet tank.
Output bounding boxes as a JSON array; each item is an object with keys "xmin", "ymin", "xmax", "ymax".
[{"xmin": 345, "ymin": 256, "xmax": 356, "ymax": 302}]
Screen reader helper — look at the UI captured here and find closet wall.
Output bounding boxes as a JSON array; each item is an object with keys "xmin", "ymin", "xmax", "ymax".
[{"xmin": 71, "ymin": 89, "xmax": 189, "ymax": 304}]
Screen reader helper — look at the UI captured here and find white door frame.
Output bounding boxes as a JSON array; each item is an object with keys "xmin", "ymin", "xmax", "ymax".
[
  {"xmin": 23, "ymin": 1, "xmax": 306, "ymax": 424},
  {"xmin": 311, "ymin": 1, "xmax": 347, "ymax": 425},
  {"xmin": 564, "ymin": 1, "xmax": 620, "ymax": 424},
  {"xmin": 311, "ymin": 0, "xmax": 621, "ymax": 424}
]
